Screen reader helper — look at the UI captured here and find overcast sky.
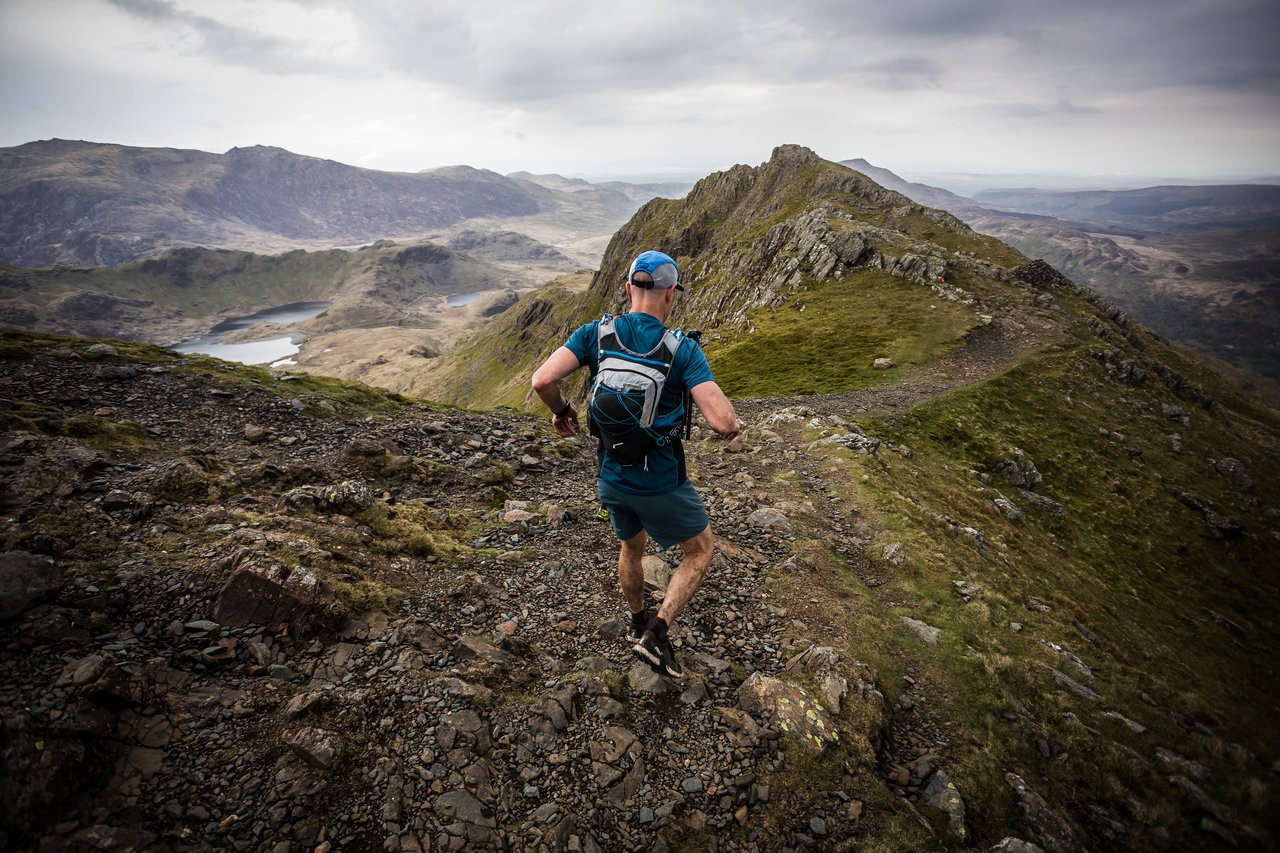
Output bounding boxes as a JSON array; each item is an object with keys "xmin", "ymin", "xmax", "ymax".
[{"xmin": 2, "ymin": 0, "xmax": 1277, "ymax": 183}]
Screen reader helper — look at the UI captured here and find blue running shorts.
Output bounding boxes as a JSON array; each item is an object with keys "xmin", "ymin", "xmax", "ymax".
[{"xmin": 597, "ymin": 479, "xmax": 709, "ymax": 549}]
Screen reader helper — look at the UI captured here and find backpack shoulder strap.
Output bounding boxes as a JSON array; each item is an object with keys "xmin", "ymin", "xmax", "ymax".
[
  {"xmin": 597, "ymin": 313, "xmax": 621, "ymax": 353},
  {"xmin": 656, "ymin": 328, "xmax": 683, "ymax": 362}
]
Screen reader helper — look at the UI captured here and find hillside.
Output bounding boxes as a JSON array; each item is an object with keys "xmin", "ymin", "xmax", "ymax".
[
  {"xmin": 0, "ymin": 141, "xmax": 642, "ymax": 268},
  {"xmin": 406, "ymin": 144, "xmax": 1280, "ymax": 849},
  {"xmin": 1, "ymin": 145, "xmax": 1278, "ymax": 852},
  {"xmin": 971, "ymin": 186, "xmax": 1280, "ymax": 234},
  {"xmin": 0, "ymin": 239, "xmax": 552, "ymax": 352},
  {"xmin": 838, "ymin": 160, "xmax": 1280, "ymax": 399}
]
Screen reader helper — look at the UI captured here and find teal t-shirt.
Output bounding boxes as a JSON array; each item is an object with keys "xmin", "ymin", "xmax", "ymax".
[{"xmin": 565, "ymin": 312, "xmax": 714, "ymax": 495}]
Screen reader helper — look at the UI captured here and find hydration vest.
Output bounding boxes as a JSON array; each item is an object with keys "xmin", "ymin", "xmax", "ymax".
[{"xmin": 586, "ymin": 314, "xmax": 689, "ymax": 467}]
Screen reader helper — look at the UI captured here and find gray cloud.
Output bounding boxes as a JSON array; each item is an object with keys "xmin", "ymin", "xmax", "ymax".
[
  {"xmin": 992, "ymin": 98, "xmax": 1102, "ymax": 120},
  {"xmin": 107, "ymin": 0, "xmax": 340, "ymax": 75},
  {"xmin": 858, "ymin": 58, "xmax": 943, "ymax": 91},
  {"xmin": 3, "ymin": 0, "xmax": 1276, "ymax": 177},
  {"xmin": 325, "ymin": 0, "xmax": 1280, "ymax": 108},
  {"xmin": 94, "ymin": 0, "xmax": 1280, "ymax": 110}
]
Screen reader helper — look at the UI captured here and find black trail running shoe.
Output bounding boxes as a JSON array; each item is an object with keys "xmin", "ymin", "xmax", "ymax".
[
  {"xmin": 626, "ymin": 607, "xmax": 655, "ymax": 644},
  {"xmin": 632, "ymin": 618, "xmax": 684, "ymax": 680}
]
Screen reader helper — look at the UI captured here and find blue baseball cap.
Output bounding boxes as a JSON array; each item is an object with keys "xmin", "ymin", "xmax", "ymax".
[{"xmin": 627, "ymin": 250, "xmax": 683, "ymax": 291}]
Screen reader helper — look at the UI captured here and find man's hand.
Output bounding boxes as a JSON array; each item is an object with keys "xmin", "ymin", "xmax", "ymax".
[
  {"xmin": 690, "ymin": 381, "xmax": 741, "ymax": 440},
  {"xmin": 532, "ymin": 346, "xmax": 585, "ymax": 437},
  {"xmin": 553, "ymin": 405, "xmax": 579, "ymax": 437}
]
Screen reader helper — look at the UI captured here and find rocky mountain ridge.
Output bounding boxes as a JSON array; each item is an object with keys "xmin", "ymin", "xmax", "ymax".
[
  {"xmin": 395, "ymin": 145, "xmax": 1280, "ymax": 850},
  {"xmin": 410, "ymin": 144, "xmax": 1025, "ymax": 409}
]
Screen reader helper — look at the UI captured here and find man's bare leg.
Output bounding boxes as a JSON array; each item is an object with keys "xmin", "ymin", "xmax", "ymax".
[
  {"xmin": 618, "ymin": 530, "xmax": 648, "ymax": 614},
  {"xmin": 655, "ymin": 525, "xmax": 714, "ymax": 625}
]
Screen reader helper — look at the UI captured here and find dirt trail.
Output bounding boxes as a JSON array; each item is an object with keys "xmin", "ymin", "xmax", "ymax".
[{"xmin": 736, "ymin": 317, "xmax": 1047, "ymax": 423}]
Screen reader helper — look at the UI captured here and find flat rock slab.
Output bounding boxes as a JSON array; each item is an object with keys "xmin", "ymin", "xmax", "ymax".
[
  {"xmin": 213, "ymin": 563, "xmax": 318, "ymax": 628},
  {"xmin": 902, "ymin": 617, "xmax": 941, "ymax": 645},
  {"xmin": 284, "ymin": 727, "xmax": 345, "ymax": 770},
  {"xmin": 737, "ymin": 672, "xmax": 839, "ymax": 753},
  {"xmin": 627, "ymin": 662, "xmax": 672, "ymax": 694},
  {"xmin": 1005, "ymin": 773, "xmax": 1085, "ymax": 853}
]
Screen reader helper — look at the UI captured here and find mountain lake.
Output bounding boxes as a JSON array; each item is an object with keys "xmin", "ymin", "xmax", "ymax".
[
  {"xmin": 446, "ymin": 292, "xmax": 484, "ymax": 308},
  {"xmin": 172, "ymin": 301, "xmax": 330, "ymax": 365}
]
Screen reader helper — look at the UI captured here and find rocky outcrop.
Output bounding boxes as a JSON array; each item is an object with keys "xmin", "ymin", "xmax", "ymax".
[
  {"xmin": 0, "ymin": 551, "xmax": 62, "ymax": 620},
  {"xmin": 213, "ymin": 563, "xmax": 321, "ymax": 628},
  {"xmin": 583, "ymin": 144, "xmax": 1001, "ymax": 337}
]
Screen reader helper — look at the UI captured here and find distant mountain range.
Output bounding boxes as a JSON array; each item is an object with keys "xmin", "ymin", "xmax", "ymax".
[
  {"xmin": 841, "ymin": 158, "xmax": 1280, "ymax": 233},
  {"xmin": 0, "ymin": 140, "xmax": 667, "ymax": 268},
  {"xmin": 506, "ymin": 171, "xmax": 692, "ymax": 204}
]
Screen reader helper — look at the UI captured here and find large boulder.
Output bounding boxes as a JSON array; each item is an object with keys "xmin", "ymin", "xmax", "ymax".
[
  {"xmin": 994, "ymin": 449, "xmax": 1042, "ymax": 490},
  {"xmin": 0, "ymin": 434, "xmax": 101, "ymax": 508},
  {"xmin": 0, "ymin": 551, "xmax": 63, "ymax": 620},
  {"xmin": 784, "ymin": 645, "xmax": 849, "ymax": 713},
  {"xmin": 737, "ymin": 672, "xmax": 839, "ymax": 753},
  {"xmin": 283, "ymin": 727, "xmax": 345, "ymax": 770},
  {"xmin": 1211, "ymin": 457, "xmax": 1253, "ymax": 491},
  {"xmin": 922, "ymin": 770, "xmax": 968, "ymax": 841},
  {"xmin": 212, "ymin": 563, "xmax": 319, "ymax": 628},
  {"xmin": 280, "ymin": 480, "xmax": 375, "ymax": 516}
]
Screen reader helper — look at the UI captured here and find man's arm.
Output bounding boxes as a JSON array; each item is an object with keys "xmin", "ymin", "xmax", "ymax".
[
  {"xmin": 690, "ymin": 380, "xmax": 741, "ymax": 440},
  {"xmin": 531, "ymin": 346, "xmax": 584, "ymax": 436}
]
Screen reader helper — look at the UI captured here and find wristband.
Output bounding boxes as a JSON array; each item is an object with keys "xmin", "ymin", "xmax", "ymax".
[{"xmin": 554, "ymin": 403, "xmax": 574, "ymax": 419}]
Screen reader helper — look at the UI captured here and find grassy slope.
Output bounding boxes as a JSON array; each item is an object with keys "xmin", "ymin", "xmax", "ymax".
[
  {"xmin": 706, "ymin": 270, "xmax": 979, "ymax": 398},
  {"xmin": 794, "ymin": 292, "xmax": 1280, "ymax": 847},
  {"xmin": 404, "ymin": 272, "xmax": 598, "ymax": 410}
]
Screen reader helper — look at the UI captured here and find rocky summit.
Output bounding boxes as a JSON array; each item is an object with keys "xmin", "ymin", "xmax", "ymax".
[{"xmin": 2, "ymin": 144, "xmax": 1279, "ymax": 853}]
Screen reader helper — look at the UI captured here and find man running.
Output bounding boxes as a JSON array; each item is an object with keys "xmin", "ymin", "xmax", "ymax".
[{"xmin": 531, "ymin": 250, "xmax": 741, "ymax": 678}]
